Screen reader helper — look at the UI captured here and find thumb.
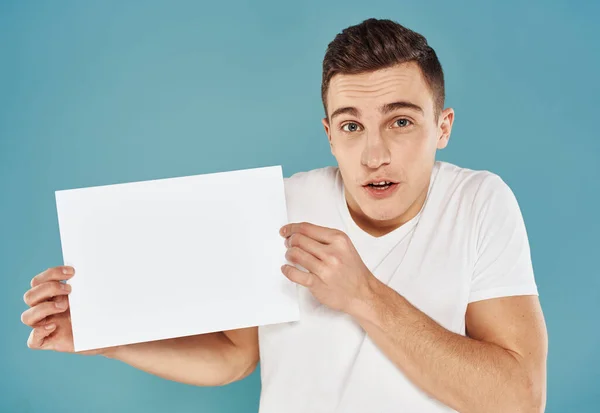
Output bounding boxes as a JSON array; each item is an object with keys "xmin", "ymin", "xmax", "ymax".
[{"xmin": 27, "ymin": 324, "xmax": 56, "ymax": 350}]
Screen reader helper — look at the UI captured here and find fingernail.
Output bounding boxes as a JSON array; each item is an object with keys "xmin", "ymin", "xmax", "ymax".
[
  {"xmin": 55, "ymin": 300, "xmax": 67, "ymax": 309},
  {"xmin": 61, "ymin": 283, "xmax": 71, "ymax": 292},
  {"xmin": 62, "ymin": 267, "xmax": 74, "ymax": 275},
  {"xmin": 45, "ymin": 324, "xmax": 55, "ymax": 330},
  {"xmin": 280, "ymin": 226, "xmax": 287, "ymax": 236}
]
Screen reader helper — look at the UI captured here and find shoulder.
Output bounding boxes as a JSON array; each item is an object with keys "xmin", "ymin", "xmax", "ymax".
[
  {"xmin": 282, "ymin": 166, "xmax": 341, "ymax": 222},
  {"xmin": 438, "ymin": 162, "xmax": 527, "ymax": 249},
  {"xmin": 429, "ymin": 161, "xmax": 524, "ymax": 236},
  {"xmin": 434, "ymin": 161, "xmax": 516, "ymax": 206},
  {"xmin": 283, "ymin": 166, "xmax": 339, "ymax": 197}
]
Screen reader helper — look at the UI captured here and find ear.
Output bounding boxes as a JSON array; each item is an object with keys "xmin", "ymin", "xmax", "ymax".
[
  {"xmin": 436, "ymin": 108, "xmax": 455, "ymax": 150},
  {"xmin": 322, "ymin": 117, "xmax": 335, "ymax": 156}
]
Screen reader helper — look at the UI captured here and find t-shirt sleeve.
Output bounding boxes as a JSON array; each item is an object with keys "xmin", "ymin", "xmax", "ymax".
[{"xmin": 468, "ymin": 174, "xmax": 539, "ymax": 303}]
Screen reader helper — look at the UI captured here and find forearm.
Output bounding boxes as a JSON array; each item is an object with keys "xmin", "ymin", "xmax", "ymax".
[
  {"xmin": 102, "ymin": 332, "xmax": 257, "ymax": 386},
  {"xmin": 352, "ymin": 280, "xmax": 542, "ymax": 413}
]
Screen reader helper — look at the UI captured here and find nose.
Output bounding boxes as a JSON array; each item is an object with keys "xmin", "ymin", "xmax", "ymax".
[{"xmin": 361, "ymin": 131, "xmax": 391, "ymax": 169}]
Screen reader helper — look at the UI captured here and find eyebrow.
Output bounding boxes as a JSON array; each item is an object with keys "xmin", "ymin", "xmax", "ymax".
[
  {"xmin": 380, "ymin": 101, "xmax": 424, "ymax": 115},
  {"xmin": 330, "ymin": 106, "xmax": 360, "ymax": 121},
  {"xmin": 329, "ymin": 101, "xmax": 423, "ymax": 121}
]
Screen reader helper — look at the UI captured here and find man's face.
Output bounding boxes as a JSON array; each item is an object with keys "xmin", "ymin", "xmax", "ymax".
[{"xmin": 323, "ymin": 62, "xmax": 454, "ymax": 229}]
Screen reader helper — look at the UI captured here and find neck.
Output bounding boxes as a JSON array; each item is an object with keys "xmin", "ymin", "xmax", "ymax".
[{"xmin": 346, "ymin": 182, "xmax": 429, "ymax": 238}]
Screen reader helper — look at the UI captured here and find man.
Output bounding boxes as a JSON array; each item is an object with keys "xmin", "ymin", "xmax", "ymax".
[{"xmin": 21, "ymin": 18, "xmax": 547, "ymax": 413}]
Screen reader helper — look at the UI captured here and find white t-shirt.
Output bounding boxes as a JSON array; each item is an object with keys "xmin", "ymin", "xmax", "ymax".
[{"xmin": 257, "ymin": 161, "xmax": 539, "ymax": 413}]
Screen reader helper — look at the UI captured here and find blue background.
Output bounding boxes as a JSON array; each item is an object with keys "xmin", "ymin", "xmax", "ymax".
[{"xmin": 1, "ymin": 1, "xmax": 598, "ymax": 412}]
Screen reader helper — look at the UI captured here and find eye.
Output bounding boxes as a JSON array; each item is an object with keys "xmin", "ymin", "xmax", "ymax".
[
  {"xmin": 393, "ymin": 118, "xmax": 412, "ymax": 128},
  {"xmin": 341, "ymin": 122, "xmax": 362, "ymax": 132}
]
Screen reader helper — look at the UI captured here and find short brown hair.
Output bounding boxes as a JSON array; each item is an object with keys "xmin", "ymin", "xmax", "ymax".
[{"xmin": 321, "ymin": 18, "xmax": 445, "ymax": 119}]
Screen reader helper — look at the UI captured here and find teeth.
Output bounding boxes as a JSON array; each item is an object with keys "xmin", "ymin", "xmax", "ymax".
[{"xmin": 369, "ymin": 181, "xmax": 392, "ymax": 187}]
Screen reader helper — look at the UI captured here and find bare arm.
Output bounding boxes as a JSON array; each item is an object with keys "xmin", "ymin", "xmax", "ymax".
[
  {"xmin": 103, "ymin": 327, "xmax": 259, "ymax": 386},
  {"xmin": 353, "ymin": 280, "xmax": 548, "ymax": 413},
  {"xmin": 22, "ymin": 266, "xmax": 259, "ymax": 386}
]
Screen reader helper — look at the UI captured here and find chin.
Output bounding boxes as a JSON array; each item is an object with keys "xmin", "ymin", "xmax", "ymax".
[
  {"xmin": 373, "ymin": 211, "xmax": 403, "ymax": 223},
  {"xmin": 360, "ymin": 202, "xmax": 404, "ymax": 223}
]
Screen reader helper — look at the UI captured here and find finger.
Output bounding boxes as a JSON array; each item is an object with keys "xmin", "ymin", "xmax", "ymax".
[
  {"xmin": 281, "ymin": 222, "xmax": 339, "ymax": 244},
  {"xmin": 281, "ymin": 265, "xmax": 316, "ymax": 288},
  {"xmin": 31, "ymin": 266, "xmax": 75, "ymax": 288},
  {"xmin": 21, "ymin": 297, "xmax": 69, "ymax": 327},
  {"xmin": 24, "ymin": 281, "xmax": 71, "ymax": 307},
  {"xmin": 286, "ymin": 233, "xmax": 327, "ymax": 260},
  {"xmin": 285, "ymin": 246, "xmax": 324, "ymax": 276},
  {"xmin": 27, "ymin": 323, "xmax": 56, "ymax": 350}
]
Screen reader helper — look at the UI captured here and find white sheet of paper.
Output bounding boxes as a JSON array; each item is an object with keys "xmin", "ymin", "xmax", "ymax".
[{"xmin": 55, "ymin": 165, "xmax": 299, "ymax": 352}]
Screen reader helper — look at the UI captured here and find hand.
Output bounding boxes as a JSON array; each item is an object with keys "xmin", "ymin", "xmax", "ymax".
[
  {"xmin": 21, "ymin": 266, "xmax": 104, "ymax": 355},
  {"xmin": 280, "ymin": 222, "xmax": 376, "ymax": 315}
]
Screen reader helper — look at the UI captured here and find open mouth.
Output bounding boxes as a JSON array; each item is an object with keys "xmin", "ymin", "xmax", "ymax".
[
  {"xmin": 366, "ymin": 181, "xmax": 395, "ymax": 190},
  {"xmin": 362, "ymin": 180, "xmax": 400, "ymax": 198}
]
